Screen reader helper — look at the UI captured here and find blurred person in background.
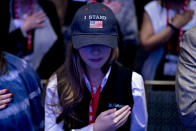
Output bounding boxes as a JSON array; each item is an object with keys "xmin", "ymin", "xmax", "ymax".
[
  {"xmin": 0, "ymin": 50, "xmax": 44, "ymax": 131},
  {"xmin": 176, "ymin": 27, "xmax": 196, "ymax": 130},
  {"xmin": 140, "ymin": 0, "xmax": 196, "ymax": 81},
  {"xmin": 140, "ymin": 0, "xmax": 196, "ymax": 130},
  {"xmin": 2, "ymin": 0, "xmax": 65, "ymax": 79},
  {"xmin": 103, "ymin": 0, "xmax": 138, "ymax": 70}
]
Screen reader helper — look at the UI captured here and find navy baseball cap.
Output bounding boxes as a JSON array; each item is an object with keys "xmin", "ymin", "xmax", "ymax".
[{"xmin": 71, "ymin": 2, "xmax": 118, "ymax": 49}]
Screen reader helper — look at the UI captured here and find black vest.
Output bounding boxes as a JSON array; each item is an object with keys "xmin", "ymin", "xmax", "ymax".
[{"xmin": 57, "ymin": 62, "xmax": 133, "ymax": 131}]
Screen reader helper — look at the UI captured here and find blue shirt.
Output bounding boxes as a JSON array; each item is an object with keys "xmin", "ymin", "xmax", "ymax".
[{"xmin": 0, "ymin": 52, "xmax": 44, "ymax": 131}]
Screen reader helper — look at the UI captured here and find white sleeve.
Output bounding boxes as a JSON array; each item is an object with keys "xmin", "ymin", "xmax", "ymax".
[
  {"xmin": 130, "ymin": 72, "xmax": 148, "ymax": 131},
  {"xmin": 44, "ymin": 74, "xmax": 94, "ymax": 131},
  {"xmin": 44, "ymin": 74, "xmax": 64, "ymax": 131}
]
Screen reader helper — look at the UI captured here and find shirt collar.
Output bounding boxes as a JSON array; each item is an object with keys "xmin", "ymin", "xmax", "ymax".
[{"xmin": 84, "ymin": 66, "xmax": 112, "ymax": 93}]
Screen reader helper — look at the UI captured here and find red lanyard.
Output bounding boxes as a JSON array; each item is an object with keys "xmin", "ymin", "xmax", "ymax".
[
  {"xmin": 166, "ymin": 0, "xmax": 188, "ymax": 52},
  {"xmin": 88, "ymin": 85, "xmax": 101, "ymax": 124},
  {"xmin": 14, "ymin": 0, "xmax": 33, "ymax": 51}
]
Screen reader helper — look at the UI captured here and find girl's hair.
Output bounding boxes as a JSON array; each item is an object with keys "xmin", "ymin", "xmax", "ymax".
[
  {"xmin": 0, "ymin": 51, "xmax": 8, "ymax": 75},
  {"xmin": 56, "ymin": 42, "xmax": 119, "ymax": 127}
]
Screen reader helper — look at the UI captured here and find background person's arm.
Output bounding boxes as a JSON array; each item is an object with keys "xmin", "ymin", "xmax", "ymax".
[{"xmin": 140, "ymin": 10, "xmax": 194, "ymax": 52}]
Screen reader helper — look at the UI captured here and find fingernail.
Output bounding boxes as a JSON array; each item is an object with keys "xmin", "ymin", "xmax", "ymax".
[
  {"xmin": 9, "ymin": 98, "xmax": 13, "ymax": 102},
  {"xmin": 10, "ymin": 93, "xmax": 14, "ymax": 97},
  {"xmin": 5, "ymin": 89, "xmax": 10, "ymax": 92},
  {"xmin": 5, "ymin": 104, "xmax": 8, "ymax": 107}
]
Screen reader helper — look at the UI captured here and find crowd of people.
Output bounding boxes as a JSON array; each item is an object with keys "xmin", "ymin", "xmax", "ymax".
[{"xmin": 0, "ymin": 0, "xmax": 196, "ymax": 130}]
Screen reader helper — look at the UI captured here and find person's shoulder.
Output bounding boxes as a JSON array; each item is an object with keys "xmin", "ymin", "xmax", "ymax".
[
  {"xmin": 4, "ymin": 52, "xmax": 29, "ymax": 70},
  {"xmin": 46, "ymin": 74, "xmax": 58, "ymax": 92},
  {"xmin": 4, "ymin": 52, "xmax": 41, "ymax": 79},
  {"xmin": 183, "ymin": 27, "xmax": 196, "ymax": 42},
  {"xmin": 145, "ymin": 0, "xmax": 161, "ymax": 14},
  {"xmin": 181, "ymin": 27, "xmax": 196, "ymax": 49},
  {"xmin": 2, "ymin": 52, "xmax": 42, "ymax": 89},
  {"xmin": 113, "ymin": 62, "xmax": 132, "ymax": 73},
  {"xmin": 112, "ymin": 62, "xmax": 134, "ymax": 80},
  {"xmin": 145, "ymin": 0, "xmax": 159, "ymax": 8},
  {"xmin": 132, "ymin": 72, "xmax": 143, "ymax": 80}
]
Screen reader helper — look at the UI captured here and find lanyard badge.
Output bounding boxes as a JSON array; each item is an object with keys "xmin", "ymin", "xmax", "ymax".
[{"xmin": 88, "ymin": 85, "xmax": 101, "ymax": 124}]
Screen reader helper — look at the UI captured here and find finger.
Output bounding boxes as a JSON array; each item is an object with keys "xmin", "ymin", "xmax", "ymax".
[
  {"xmin": 0, "ymin": 93, "xmax": 13, "ymax": 100},
  {"xmin": 0, "ymin": 89, "xmax": 10, "ymax": 95},
  {"xmin": 187, "ymin": 12, "xmax": 194, "ymax": 20},
  {"xmin": 35, "ymin": 16, "xmax": 46, "ymax": 23},
  {"xmin": 113, "ymin": 105, "xmax": 130, "ymax": 117},
  {"xmin": 39, "ymin": 15, "xmax": 46, "ymax": 20},
  {"xmin": 33, "ymin": 12, "xmax": 46, "ymax": 21},
  {"xmin": 188, "ymin": 9, "xmax": 194, "ymax": 14},
  {"xmin": 113, "ymin": 106, "xmax": 131, "ymax": 124},
  {"xmin": 115, "ymin": 111, "xmax": 131, "ymax": 129},
  {"xmin": 35, "ymin": 23, "xmax": 45, "ymax": 28},
  {"xmin": 35, "ymin": 11, "xmax": 45, "ymax": 16},
  {"xmin": 0, "ymin": 104, "xmax": 8, "ymax": 110},
  {"xmin": 39, "ymin": 17, "xmax": 46, "ymax": 23},
  {"xmin": 36, "ymin": 18, "xmax": 45, "ymax": 24},
  {"xmin": 37, "ymin": 12, "xmax": 46, "ymax": 19},
  {"xmin": 101, "ymin": 108, "xmax": 116, "ymax": 116},
  {"xmin": 0, "ymin": 98, "xmax": 12, "ymax": 105},
  {"xmin": 190, "ymin": 10, "xmax": 194, "ymax": 16},
  {"xmin": 37, "ymin": 13, "xmax": 46, "ymax": 20},
  {"xmin": 36, "ymin": 14, "xmax": 46, "ymax": 24}
]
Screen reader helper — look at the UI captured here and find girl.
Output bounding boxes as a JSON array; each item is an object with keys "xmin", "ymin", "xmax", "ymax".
[{"xmin": 44, "ymin": 2, "xmax": 147, "ymax": 131}]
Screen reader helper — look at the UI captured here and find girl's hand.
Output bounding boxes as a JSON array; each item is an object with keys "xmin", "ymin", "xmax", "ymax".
[
  {"xmin": 0, "ymin": 89, "xmax": 14, "ymax": 110},
  {"xmin": 93, "ymin": 105, "xmax": 131, "ymax": 131},
  {"xmin": 21, "ymin": 11, "xmax": 46, "ymax": 32},
  {"xmin": 172, "ymin": 9, "xmax": 194, "ymax": 28}
]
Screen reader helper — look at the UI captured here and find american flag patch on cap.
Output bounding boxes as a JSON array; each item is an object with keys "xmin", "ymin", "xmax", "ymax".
[{"xmin": 89, "ymin": 20, "xmax": 103, "ymax": 28}]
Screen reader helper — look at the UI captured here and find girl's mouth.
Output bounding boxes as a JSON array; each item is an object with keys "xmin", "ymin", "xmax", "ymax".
[{"xmin": 89, "ymin": 58, "xmax": 102, "ymax": 62}]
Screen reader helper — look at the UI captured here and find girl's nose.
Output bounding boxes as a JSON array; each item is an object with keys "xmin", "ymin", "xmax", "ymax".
[{"xmin": 90, "ymin": 45, "xmax": 101, "ymax": 52}]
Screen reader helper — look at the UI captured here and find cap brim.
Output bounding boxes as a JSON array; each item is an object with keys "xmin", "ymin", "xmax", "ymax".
[{"xmin": 72, "ymin": 35, "xmax": 118, "ymax": 49}]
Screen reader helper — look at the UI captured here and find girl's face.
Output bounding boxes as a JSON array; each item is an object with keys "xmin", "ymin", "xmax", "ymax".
[{"xmin": 79, "ymin": 44, "xmax": 111, "ymax": 70}]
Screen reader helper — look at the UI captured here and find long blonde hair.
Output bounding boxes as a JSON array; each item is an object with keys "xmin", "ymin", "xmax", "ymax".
[{"xmin": 56, "ymin": 42, "xmax": 119, "ymax": 127}]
